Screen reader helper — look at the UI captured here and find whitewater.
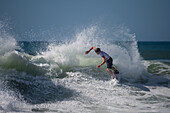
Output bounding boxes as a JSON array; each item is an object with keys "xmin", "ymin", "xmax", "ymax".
[{"xmin": 0, "ymin": 23, "xmax": 170, "ymax": 113}]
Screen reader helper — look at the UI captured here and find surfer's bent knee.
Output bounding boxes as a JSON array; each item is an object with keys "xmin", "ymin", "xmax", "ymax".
[{"xmin": 107, "ymin": 68, "xmax": 111, "ymax": 72}]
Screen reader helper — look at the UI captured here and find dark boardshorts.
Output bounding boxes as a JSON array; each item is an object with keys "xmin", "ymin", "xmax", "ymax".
[{"xmin": 106, "ymin": 57, "xmax": 113, "ymax": 69}]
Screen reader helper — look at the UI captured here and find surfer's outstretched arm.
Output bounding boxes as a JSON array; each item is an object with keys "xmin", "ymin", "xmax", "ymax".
[{"xmin": 85, "ymin": 46, "xmax": 95, "ymax": 54}]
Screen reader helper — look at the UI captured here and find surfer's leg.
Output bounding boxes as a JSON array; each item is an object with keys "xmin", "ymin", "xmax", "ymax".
[
  {"xmin": 107, "ymin": 68, "xmax": 118, "ymax": 80},
  {"xmin": 107, "ymin": 58, "xmax": 118, "ymax": 79},
  {"xmin": 112, "ymin": 66, "xmax": 119, "ymax": 74}
]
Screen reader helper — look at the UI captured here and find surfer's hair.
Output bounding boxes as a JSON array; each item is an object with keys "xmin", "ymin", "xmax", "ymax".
[{"xmin": 95, "ymin": 48, "xmax": 101, "ymax": 53}]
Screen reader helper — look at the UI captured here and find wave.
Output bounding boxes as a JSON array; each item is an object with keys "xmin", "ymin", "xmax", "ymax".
[
  {"xmin": 1, "ymin": 23, "xmax": 169, "ymax": 83},
  {"xmin": 36, "ymin": 25, "xmax": 147, "ymax": 80},
  {"xmin": 0, "ymin": 51, "xmax": 47, "ymax": 76},
  {"xmin": 4, "ymin": 23, "xmax": 170, "ymax": 82},
  {"xmin": 0, "ymin": 25, "xmax": 149, "ymax": 81},
  {"xmin": 143, "ymin": 60, "xmax": 170, "ymax": 75},
  {"xmin": 0, "ymin": 20, "xmax": 169, "ymax": 81}
]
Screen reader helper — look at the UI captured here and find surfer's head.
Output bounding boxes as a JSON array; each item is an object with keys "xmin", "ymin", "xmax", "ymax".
[{"xmin": 95, "ymin": 48, "xmax": 101, "ymax": 54}]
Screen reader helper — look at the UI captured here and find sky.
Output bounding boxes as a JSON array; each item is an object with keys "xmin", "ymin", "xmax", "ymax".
[{"xmin": 0, "ymin": 0, "xmax": 170, "ymax": 41}]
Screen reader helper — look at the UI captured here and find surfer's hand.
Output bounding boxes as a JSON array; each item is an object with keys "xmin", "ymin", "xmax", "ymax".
[
  {"xmin": 85, "ymin": 51, "xmax": 89, "ymax": 54},
  {"xmin": 96, "ymin": 65, "xmax": 100, "ymax": 68}
]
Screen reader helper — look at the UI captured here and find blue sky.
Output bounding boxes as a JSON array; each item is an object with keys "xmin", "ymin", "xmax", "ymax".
[{"xmin": 0, "ymin": 0, "xmax": 170, "ymax": 41}]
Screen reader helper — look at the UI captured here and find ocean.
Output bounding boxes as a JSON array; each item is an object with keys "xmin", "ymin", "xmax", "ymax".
[{"xmin": 0, "ymin": 25, "xmax": 170, "ymax": 113}]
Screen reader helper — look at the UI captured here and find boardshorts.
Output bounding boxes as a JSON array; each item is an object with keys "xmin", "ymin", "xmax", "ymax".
[{"xmin": 106, "ymin": 57, "xmax": 113, "ymax": 69}]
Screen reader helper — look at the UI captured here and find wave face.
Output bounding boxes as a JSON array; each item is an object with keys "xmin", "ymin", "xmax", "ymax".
[{"xmin": 0, "ymin": 22, "xmax": 170, "ymax": 113}]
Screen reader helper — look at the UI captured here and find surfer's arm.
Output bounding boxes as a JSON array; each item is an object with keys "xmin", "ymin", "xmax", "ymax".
[
  {"xmin": 97, "ymin": 57, "xmax": 105, "ymax": 68},
  {"xmin": 85, "ymin": 46, "xmax": 95, "ymax": 54},
  {"xmin": 100, "ymin": 57, "xmax": 106, "ymax": 66}
]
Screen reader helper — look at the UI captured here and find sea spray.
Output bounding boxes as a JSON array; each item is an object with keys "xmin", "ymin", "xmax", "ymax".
[
  {"xmin": 0, "ymin": 21, "xmax": 146, "ymax": 79},
  {"xmin": 0, "ymin": 21, "xmax": 20, "ymax": 71},
  {"xmin": 38, "ymin": 25, "xmax": 146, "ymax": 80},
  {"xmin": 111, "ymin": 26, "xmax": 146, "ymax": 79},
  {"xmin": 0, "ymin": 21, "xmax": 18, "ymax": 55}
]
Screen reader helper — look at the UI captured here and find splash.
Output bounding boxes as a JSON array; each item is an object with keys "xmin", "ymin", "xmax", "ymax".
[
  {"xmin": 38, "ymin": 25, "xmax": 146, "ymax": 80},
  {"xmin": 0, "ymin": 21, "xmax": 146, "ymax": 80},
  {"xmin": 0, "ymin": 21, "xmax": 18, "ymax": 55}
]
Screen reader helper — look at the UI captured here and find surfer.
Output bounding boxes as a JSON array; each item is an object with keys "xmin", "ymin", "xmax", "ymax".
[{"xmin": 85, "ymin": 47, "xmax": 119, "ymax": 80}]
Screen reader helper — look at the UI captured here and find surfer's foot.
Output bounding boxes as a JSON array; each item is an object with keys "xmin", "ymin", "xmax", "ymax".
[{"xmin": 113, "ymin": 76, "xmax": 118, "ymax": 80}]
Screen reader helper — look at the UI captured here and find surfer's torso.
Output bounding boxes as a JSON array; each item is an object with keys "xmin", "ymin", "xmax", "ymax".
[{"xmin": 99, "ymin": 51, "xmax": 110, "ymax": 61}]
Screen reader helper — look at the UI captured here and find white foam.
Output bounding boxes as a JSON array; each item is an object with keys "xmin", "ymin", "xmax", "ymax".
[
  {"xmin": 0, "ymin": 70, "xmax": 169, "ymax": 112},
  {"xmin": 51, "ymin": 70, "xmax": 170, "ymax": 113}
]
